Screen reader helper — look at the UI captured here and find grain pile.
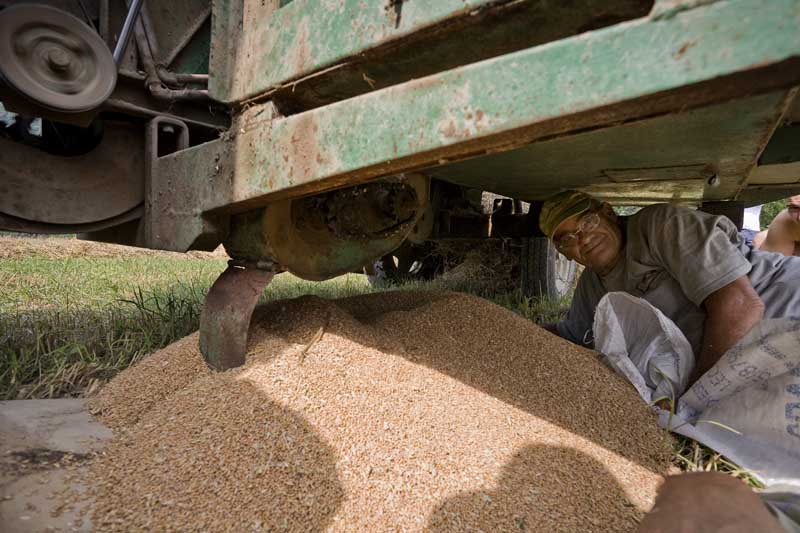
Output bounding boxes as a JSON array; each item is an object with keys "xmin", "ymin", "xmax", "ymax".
[{"xmin": 82, "ymin": 291, "xmax": 672, "ymax": 531}]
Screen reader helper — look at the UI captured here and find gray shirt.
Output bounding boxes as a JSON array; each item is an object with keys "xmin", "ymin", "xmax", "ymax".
[{"xmin": 557, "ymin": 204, "xmax": 800, "ymax": 354}]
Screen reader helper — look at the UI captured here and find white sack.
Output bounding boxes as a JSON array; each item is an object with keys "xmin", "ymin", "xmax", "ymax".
[{"xmin": 593, "ymin": 292, "xmax": 800, "ymax": 488}]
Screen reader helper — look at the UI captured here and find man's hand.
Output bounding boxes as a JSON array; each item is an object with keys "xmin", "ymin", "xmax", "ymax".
[
  {"xmin": 637, "ymin": 472, "xmax": 784, "ymax": 533},
  {"xmin": 691, "ymin": 276, "xmax": 764, "ymax": 386}
]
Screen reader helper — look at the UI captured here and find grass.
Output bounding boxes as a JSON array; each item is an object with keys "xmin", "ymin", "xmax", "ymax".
[
  {"xmin": 0, "ymin": 255, "xmax": 226, "ymax": 311},
  {"xmin": 0, "ymin": 244, "xmax": 567, "ymax": 400},
  {"xmin": 671, "ymin": 436, "xmax": 764, "ymax": 489},
  {"xmin": 760, "ymin": 198, "xmax": 786, "ymax": 229},
  {"xmin": 0, "ymin": 253, "xmax": 380, "ymax": 400},
  {"xmin": 0, "ymin": 237, "xmax": 759, "ymax": 487}
]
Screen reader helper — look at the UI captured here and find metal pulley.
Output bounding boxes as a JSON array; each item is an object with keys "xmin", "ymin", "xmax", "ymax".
[{"xmin": 0, "ymin": 4, "xmax": 117, "ymax": 113}]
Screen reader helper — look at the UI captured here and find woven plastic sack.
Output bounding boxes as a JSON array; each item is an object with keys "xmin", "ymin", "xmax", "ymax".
[{"xmin": 593, "ymin": 292, "xmax": 800, "ymax": 488}]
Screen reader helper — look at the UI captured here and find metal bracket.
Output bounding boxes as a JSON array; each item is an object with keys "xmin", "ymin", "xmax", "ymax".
[
  {"xmin": 199, "ymin": 262, "xmax": 274, "ymax": 371},
  {"xmin": 144, "ymin": 116, "xmax": 189, "ymax": 249},
  {"xmin": 143, "ymin": 114, "xmax": 230, "ymax": 251}
]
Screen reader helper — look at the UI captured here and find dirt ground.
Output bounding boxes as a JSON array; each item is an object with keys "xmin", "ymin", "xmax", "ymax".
[{"xmin": 0, "ymin": 236, "xmax": 227, "ymax": 260}]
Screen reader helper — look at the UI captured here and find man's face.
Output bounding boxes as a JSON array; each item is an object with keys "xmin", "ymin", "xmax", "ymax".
[
  {"xmin": 787, "ymin": 195, "xmax": 800, "ymax": 222},
  {"xmin": 552, "ymin": 203, "xmax": 624, "ymax": 275}
]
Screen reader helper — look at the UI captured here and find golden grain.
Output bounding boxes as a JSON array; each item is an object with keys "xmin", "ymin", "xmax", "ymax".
[{"xmin": 80, "ymin": 291, "xmax": 671, "ymax": 531}]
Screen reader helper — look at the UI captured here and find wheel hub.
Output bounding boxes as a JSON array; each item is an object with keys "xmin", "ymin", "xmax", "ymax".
[{"xmin": 0, "ymin": 4, "xmax": 117, "ymax": 113}]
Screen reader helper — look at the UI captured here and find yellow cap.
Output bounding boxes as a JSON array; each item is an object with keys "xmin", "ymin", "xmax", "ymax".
[{"xmin": 539, "ymin": 191, "xmax": 598, "ymax": 239}]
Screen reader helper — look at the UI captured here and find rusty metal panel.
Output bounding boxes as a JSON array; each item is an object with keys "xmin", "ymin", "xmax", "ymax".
[
  {"xmin": 210, "ymin": 0, "xmax": 656, "ymax": 105},
  {"xmin": 217, "ymin": 0, "xmax": 798, "ymax": 194},
  {"xmin": 144, "ymin": 117, "xmax": 198, "ymax": 251},
  {"xmin": 261, "ymin": 0, "xmax": 656, "ymax": 113},
  {"xmin": 211, "ymin": 0, "xmax": 510, "ymax": 102},
  {"xmin": 199, "ymin": 264, "xmax": 274, "ymax": 370},
  {"xmin": 148, "ymin": 136, "xmax": 232, "ymax": 251},
  {"xmin": 154, "ymin": 0, "xmax": 800, "ymax": 250},
  {"xmin": 430, "ymin": 92, "xmax": 793, "ymax": 204}
]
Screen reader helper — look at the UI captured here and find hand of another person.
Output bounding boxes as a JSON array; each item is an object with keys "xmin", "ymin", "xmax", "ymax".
[{"xmin": 637, "ymin": 472, "xmax": 783, "ymax": 533}]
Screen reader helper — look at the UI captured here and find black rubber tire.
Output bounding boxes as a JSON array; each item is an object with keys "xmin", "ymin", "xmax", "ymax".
[{"xmin": 520, "ymin": 237, "xmax": 578, "ymax": 300}]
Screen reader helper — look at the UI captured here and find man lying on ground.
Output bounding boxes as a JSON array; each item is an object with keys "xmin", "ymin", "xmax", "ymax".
[
  {"xmin": 753, "ymin": 195, "xmax": 800, "ymax": 257},
  {"xmin": 538, "ymin": 191, "xmax": 800, "ymax": 386}
]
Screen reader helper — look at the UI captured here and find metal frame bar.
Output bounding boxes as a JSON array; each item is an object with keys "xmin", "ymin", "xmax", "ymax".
[
  {"xmin": 144, "ymin": 116, "xmax": 190, "ymax": 248},
  {"xmin": 113, "ymin": 0, "xmax": 145, "ymax": 64}
]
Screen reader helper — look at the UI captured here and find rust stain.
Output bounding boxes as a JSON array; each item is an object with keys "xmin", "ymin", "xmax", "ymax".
[
  {"xmin": 411, "ymin": 75, "xmax": 442, "ymax": 91},
  {"xmin": 289, "ymin": 18, "xmax": 313, "ymax": 79},
  {"xmin": 438, "ymin": 119, "xmax": 458, "ymax": 139},
  {"xmin": 282, "ymin": 111, "xmax": 324, "ymax": 188},
  {"xmin": 746, "ymin": 58, "xmax": 780, "ymax": 70},
  {"xmin": 673, "ymin": 40, "xmax": 697, "ymax": 60}
]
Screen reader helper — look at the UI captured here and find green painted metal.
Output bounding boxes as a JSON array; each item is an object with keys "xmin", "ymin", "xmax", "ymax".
[
  {"xmin": 208, "ymin": 0, "xmax": 248, "ymax": 102},
  {"xmin": 211, "ymin": 0, "xmax": 655, "ymax": 104},
  {"xmin": 172, "ymin": 0, "xmax": 800, "ymax": 218},
  {"xmin": 650, "ymin": 0, "xmax": 719, "ymax": 20},
  {"xmin": 211, "ymin": 0, "xmax": 514, "ymax": 102},
  {"xmin": 245, "ymin": 0, "xmax": 654, "ymax": 113},
  {"xmin": 429, "ymin": 92, "xmax": 792, "ymax": 204}
]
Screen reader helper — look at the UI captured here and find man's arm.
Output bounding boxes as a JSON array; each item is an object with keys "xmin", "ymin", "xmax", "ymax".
[
  {"xmin": 537, "ymin": 271, "xmax": 599, "ymax": 346},
  {"xmin": 759, "ymin": 210, "xmax": 800, "ymax": 256},
  {"xmin": 691, "ymin": 276, "xmax": 764, "ymax": 386}
]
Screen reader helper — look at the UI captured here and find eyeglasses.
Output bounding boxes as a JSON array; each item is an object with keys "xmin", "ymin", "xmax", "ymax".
[{"xmin": 554, "ymin": 212, "xmax": 600, "ymax": 252}]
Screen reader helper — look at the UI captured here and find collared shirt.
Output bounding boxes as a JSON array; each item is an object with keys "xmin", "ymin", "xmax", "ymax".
[{"xmin": 557, "ymin": 204, "xmax": 800, "ymax": 355}]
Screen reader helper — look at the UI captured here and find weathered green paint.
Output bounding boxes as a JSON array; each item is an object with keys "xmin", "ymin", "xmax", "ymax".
[
  {"xmin": 150, "ymin": 136, "xmax": 230, "ymax": 251},
  {"xmin": 253, "ymin": 1, "xmax": 654, "ymax": 112},
  {"xmin": 208, "ymin": 0, "xmax": 250, "ymax": 102},
  {"xmin": 211, "ymin": 0, "xmax": 656, "ymax": 104},
  {"xmin": 650, "ymin": 0, "xmax": 720, "ymax": 20},
  {"xmin": 179, "ymin": 0, "xmax": 800, "ymax": 216},
  {"xmin": 146, "ymin": 0, "xmax": 211, "ymax": 67},
  {"xmin": 154, "ymin": 0, "xmax": 799, "ymax": 251},
  {"xmin": 430, "ymin": 92, "xmax": 791, "ymax": 204},
  {"xmin": 211, "ymin": 0, "xmax": 514, "ymax": 102}
]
